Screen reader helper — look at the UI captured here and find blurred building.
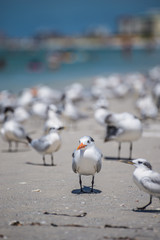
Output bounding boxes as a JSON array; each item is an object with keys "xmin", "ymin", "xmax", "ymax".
[{"xmin": 118, "ymin": 10, "xmax": 160, "ymax": 38}]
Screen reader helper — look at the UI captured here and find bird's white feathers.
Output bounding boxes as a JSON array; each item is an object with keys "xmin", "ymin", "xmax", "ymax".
[
  {"xmin": 132, "ymin": 159, "xmax": 160, "ymax": 198},
  {"xmin": 72, "ymin": 136, "xmax": 102, "ymax": 176},
  {"xmin": 1, "ymin": 119, "xmax": 26, "ymax": 143},
  {"xmin": 29, "ymin": 128, "xmax": 61, "ymax": 155},
  {"xmin": 106, "ymin": 112, "xmax": 142, "ymax": 142}
]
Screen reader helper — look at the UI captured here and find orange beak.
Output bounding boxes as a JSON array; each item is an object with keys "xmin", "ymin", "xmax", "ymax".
[{"xmin": 77, "ymin": 143, "xmax": 87, "ymax": 150}]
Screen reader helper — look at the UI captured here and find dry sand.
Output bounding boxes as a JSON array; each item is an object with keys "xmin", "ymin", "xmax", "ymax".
[{"xmin": 0, "ymin": 95, "xmax": 160, "ymax": 240}]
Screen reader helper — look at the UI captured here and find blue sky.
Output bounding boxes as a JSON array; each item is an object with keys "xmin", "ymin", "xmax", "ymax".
[{"xmin": 1, "ymin": 0, "xmax": 160, "ymax": 37}]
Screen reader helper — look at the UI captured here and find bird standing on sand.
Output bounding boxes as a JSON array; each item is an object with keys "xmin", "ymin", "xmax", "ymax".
[
  {"xmin": 72, "ymin": 136, "xmax": 102, "ymax": 192},
  {"xmin": 43, "ymin": 104, "xmax": 64, "ymax": 134},
  {"xmin": 62, "ymin": 98, "xmax": 87, "ymax": 128},
  {"xmin": 94, "ymin": 97, "xmax": 110, "ymax": 127},
  {"xmin": 120, "ymin": 158, "xmax": 160, "ymax": 210},
  {"xmin": 0, "ymin": 107, "xmax": 27, "ymax": 151},
  {"xmin": 26, "ymin": 127, "xmax": 62, "ymax": 166},
  {"xmin": 104, "ymin": 112, "xmax": 142, "ymax": 159},
  {"xmin": 14, "ymin": 106, "xmax": 30, "ymax": 123},
  {"xmin": 136, "ymin": 95, "xmax": 158, "ymax": 119}
]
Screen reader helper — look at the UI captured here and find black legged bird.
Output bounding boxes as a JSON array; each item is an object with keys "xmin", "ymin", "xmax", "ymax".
[
  {"xmin": 121, "ymin": 158, "xmax": 160, "ymax": 210},
  {"xmin": 1, "ymin": 107, "xmax": 27, "ymax": 151},
  {"xmin": 26, "ymin": 127, "xmax": 62, "ymax": 166},
  {"xmin": 72, "ymin": 136, "xmax": 102, "ymax": 193},
  {"xmin": 104, "ymin": 112, "xmax": 142, "ymax": 159}
]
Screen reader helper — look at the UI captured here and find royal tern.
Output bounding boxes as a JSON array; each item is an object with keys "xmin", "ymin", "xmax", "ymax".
[
  {"xmin": 95, "ymin": 97, "xmax": 109, "ymax": 110},
  {"xmin": 26, "ymin": 127, "xmax": 62, "ymax": 166},
  {"xmin": 17, "ymin": 88, "xmax": 34, "ymax": 107},
  {"xmin": 65, "ymin": 83, "xmax": 84, "ymax": 102},
  {"xmin": 121, "ymin": 158, "xmax": 160, "ymax": 210},
  {"xmin": 36, "ymin": 85, "xmax": 63, "ymax": 104},
  {"xmin": 72, "ymin": 136, "xmax": 102, "ymax": 192},
  {"xmin": 62, "ymin": 98, "xmax": 87, "ymax": 127},
  {"xmin": 104, "ymin": 112, "xmax": 142, "ymax": 159},
  {"xmin": 94, "ymin": 97, "xmax": 110, "ymax": 126},
  {"xmin": 43, "ymin": 104, "xmax": 64, "ymax": 134},
  {"xmin": 0, "ymin": 107, "xmax": 27, "ymax": 151},
  {"xmin": 136, "ymin": 95, "xmax": 158, "ymax": 119},
  {"xmin": 153, "ymin": 83, "xmax": 160, "ymax": 109},
  {"xmin": 31, "ymin": 101, "xmax": 48, "ymax": 119},
  {"xmin": 14, "ymin": 106, "xmax": 30, "ymax": 123}
]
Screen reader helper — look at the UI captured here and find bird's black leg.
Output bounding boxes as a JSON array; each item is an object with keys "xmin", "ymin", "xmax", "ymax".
[
  {"xmin": 129, "ymin": 142, "xmax": 132, "ymax": 159},
  {"xmin": 118, "ymin": 142, "xmax": 121, "ymax": 159},
  {"xmin": 43, "ymin": 155, "xmax": 46, "ymax": 165},
  {"xmin": 79, "ymin": 175, "xmax": 83, "ymax": 192},
  {"xmin": 137, "ymin": 195, "xmax": 152, "ymax": 210},
  {"xmin": 91, "ymin": 175, "xmax": 94, "ymax": 192},
  {"xmin": 51, "ymin": 154, "xmax": 55, "ymax": 166}
]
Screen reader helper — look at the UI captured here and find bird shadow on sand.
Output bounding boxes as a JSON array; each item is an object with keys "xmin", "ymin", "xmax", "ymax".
[
  {"xmin": 72, "ymin": 186, "xmax": 101, "ymax": 195},
  {"xmin": 132, "ymin": 208, "xmax": 160, "ymax": 213},
  {"xmin": 26, "ymin": 162, "xmax": 56, "ymax": 167},
  {"xmin": 104, "ymin": 156, "xmax": 134, "ymax": 161},
  {"xmin": 2, "ymin": 148, "xmax": 30, "ymax": 153}
]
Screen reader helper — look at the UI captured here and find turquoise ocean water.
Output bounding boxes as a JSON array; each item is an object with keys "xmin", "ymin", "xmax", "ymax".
[{"xmin": 0, "ymin": 47, "xmax": 160, "ymax": 93}]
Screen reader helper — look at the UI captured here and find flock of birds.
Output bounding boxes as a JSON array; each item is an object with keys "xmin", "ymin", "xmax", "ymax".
[{"xmin": 1, "ymin": 66, "xmax": 160, "ymax": 210}]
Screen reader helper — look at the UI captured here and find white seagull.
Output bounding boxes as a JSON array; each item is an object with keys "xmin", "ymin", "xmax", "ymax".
[
  {"xmin": 0, "ymin": 107, "xmax": 28, "ymax": 151},
  {"xmin": 26, "ymin": 127, "xmax": 62, "ymax": 166},
  {"xmin": 94, "ymin": 97, "xmax": 110, "ymax": 126},
  {"xmin": 14, "ymin": 106, "xmax": 30, "ymax": 123},
  {"xmin": 72, "ymin": 136, "xmax": 103, "ymax": 192},
  {"xmin": 62, "ymin": 98, "xmax": 87, "ymax": 128},
  {"xmin": 104, "ymin": 112, "xmax": 142, "ymax": 159},
  {"xmin": 43, "ymin": 104, "xmax": 64, "ymax": 134},
  {"xmin": 136, "ymin": 95, "xmax": 158, "ymax": 119},
  {"xmin": 94, "ymin": 107, "xmax": 110, "ymax": 126},
  {"xmin": 121, "ymin": 158, "xmax": 160, "ymax": 210},
  {"xmin": 31, "ymin": 101, "xmax": 48, "ymax": 119}
]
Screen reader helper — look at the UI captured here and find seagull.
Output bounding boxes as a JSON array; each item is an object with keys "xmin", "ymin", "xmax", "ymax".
[
  {"xmin": 0, "ymin": 106, "xmax": 28, "ymax": 151},
  {"xmin": 31, "ymin": 101, "xmax": 48, "ymax": 119},
  {"xmin": 62, "ymin": 98, "xmax": 87, "ymax": 128},
  {"xmin": 65, "ymin": 83, "xmax": 84, "ymax": 102},
  {"xmin": 43, "ymin": 104, "xmax": 64, "ymax": 134},
  {"xmin": 153, "ymin": 83, "xmax": 160, "ymax": 109},
  {"xmin": 120, "ymin": 158, "xmax": 160, "ymax": 210},
  {"xmin": 26, "ymin": 127, "xmax": 62, "ymax": 166},
  {"xmin": 17, "ymin": 88, "xmax": 34, "ymax": 107},
  {"xmin": 72, "ymin": 136, "xmax": 102, "ymax": 192},
  {"xmin": 136, "ymin": 95, "xmax": 158, "ymax": 119},
  {"xmin": 94, "ymin": 107, "xmax": 110, "ymax": 127},
  {"xmin": 14, "ymin": 106, "xmax": 30, "ymax": 123},
  {"xmin": 94, "ymin": 97, "xmax": 110, "ymax": 127},
  {"xmin": 36, "ymin": 85, "xmax": 63, "ymax": 105},
  {"xmin": 104, "ymin": 112, "xmax": 142, "ymax": 159}
]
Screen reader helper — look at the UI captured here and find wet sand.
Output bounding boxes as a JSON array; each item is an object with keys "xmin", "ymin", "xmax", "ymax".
[{"xmin": 1, "ymin": 95, "xmax": 160, "ymax": 240}]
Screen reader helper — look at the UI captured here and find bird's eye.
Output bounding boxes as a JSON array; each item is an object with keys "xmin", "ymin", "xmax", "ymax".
[
  {"xmin": 138, "ymin": 161, "xmax": 142, "ymax": 164},
  {"xmin": 87, "ymin": 140, "xmax": 90, "ymax": 143}
]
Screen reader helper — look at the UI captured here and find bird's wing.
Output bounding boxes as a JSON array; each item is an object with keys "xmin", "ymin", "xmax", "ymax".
[
  {"xmin": 72, "ymin": 150, "xmax": 78, "ymax": 173},
  {"xmin": 14, "ymin": 125, "xmax": 26, "ymax": 138},
  {"xmin": 96, "ymin": 159, "xmax": 102, "ymax": 173},
  {"xmin": 107, "ymin": 125, "xmax": 124, "ymax": 138},
  {"xmin": 140, "ymin": 173, "xmax": 160, "ymax": 194},
  {"xmin": 32, "ymin": 136, "xmax": 50, "ymax": 152},
  {"xmin": 96, "ymin": 150, "xmax": 103, "ymax": 173},
  {"xmin": 115, "ymin": 127, "xmax": 124, "ymax": 136}
]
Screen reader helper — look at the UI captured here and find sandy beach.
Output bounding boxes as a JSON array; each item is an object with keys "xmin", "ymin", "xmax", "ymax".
[{"xmin": 0, "ymin": 91, "xmax": 160, "ymax": 240}]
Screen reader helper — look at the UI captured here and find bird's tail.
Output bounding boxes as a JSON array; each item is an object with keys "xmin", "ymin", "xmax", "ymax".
[
  {"xmin": 26, "ymin": 135, "xmax": 32, "ymax": 143},
  {"xmin": 104, "ymin": 125, "xmax": 118, "ymax": 142}
]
